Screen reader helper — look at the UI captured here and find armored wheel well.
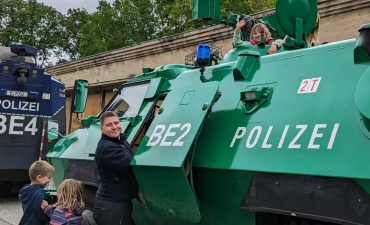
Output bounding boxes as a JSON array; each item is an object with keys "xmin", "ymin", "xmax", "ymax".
[
  {"xmin": 63, "ymin": 159, "xmax": 98, "ymax": 209},
  {"xmin": 82, "ymin": 183, "xmax": 98, "ymax": 210},
  {"xmin": 241, "ymin": 172, "xmax": 370, "ymax": 225}
]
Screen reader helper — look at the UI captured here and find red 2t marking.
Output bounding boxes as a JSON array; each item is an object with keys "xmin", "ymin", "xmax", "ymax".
[{"xmin": 298, "ymin": 77, "xmax": 322, "ymax": 94}]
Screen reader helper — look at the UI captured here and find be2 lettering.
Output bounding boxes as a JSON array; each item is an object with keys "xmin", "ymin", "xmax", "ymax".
[{"xmin": 147, "ymin": 123, "xmax": 192, "ymax": 147}]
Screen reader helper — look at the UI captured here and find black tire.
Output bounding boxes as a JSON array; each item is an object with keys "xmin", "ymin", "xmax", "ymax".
[{"xmin": 82, "ymin": 185, "xmax": 97, "ymax": 211}]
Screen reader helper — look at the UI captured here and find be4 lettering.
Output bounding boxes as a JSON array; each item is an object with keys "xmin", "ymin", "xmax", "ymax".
[
  {"xmin": 0, "ymin": 115, "xmax": 38, "ymax": 135},
  {"xmin": 230, "ymin": 124, "xmax": 339, "ymax": 150}
]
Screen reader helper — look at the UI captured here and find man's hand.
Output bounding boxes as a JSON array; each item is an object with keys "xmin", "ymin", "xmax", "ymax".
[
  {"xmin": 267, "ymin": 44, "xmax": 278, "ymax": 54},
  {"xmin": 236, "ymin": 20, "xmax": 246, "ymax": 31},
  {"xmin": 41, "ymin": 200, "xmax": 48, "ymax": 209}
]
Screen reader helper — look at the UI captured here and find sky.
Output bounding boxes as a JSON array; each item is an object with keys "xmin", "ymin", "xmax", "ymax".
[{"xmin": 40, "ymin": 0, "xmax": 115, "ymax": 14}]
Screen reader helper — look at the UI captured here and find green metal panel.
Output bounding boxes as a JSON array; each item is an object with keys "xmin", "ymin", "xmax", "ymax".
[
  {"xmin": 144, "ymin": 77, "xmax": 170, "ymax": 99},
  {"xmin": 156, "ymin": 64, "xmax": 194, "ymax": 79},
  {"xmin": 47, "ymin": 157, "xmax": 67, "ymax": 189},
  {"xmin": 130, "ymin": 169, "xmax": 255, "ymax": 225},
  {"xmin": 49, "ymin": 131, "xmax": 79, "ymax": 154},
  {"xmin": 262, "ymin": 14, "xmax": 286, "ymax": 38},
  {"xmin": 276, "ymin": 0, "xmax": 317, "ymax": 38},
  {"xmin": 193, "ymin": 40, "xmax": 370, "ymax": 180},
  {"xmin": 192, "ymin": 0, "xmax": 221, "ymax": 21},
  {"xmin": 82, "ymin": 123, "xmax": 102, "ymax": 155},
  {"xmin": 221, "ymin": 46, "xmax": 289, "ymax": 64},
  {"xmin": 132, "ymin": 81, "xmax": 220, "ymax": 222},
  {"xmin": 233, "ymin": 50, "xmax": 260, "ymax": 81},
  {"xmin": 354, "ymin": 24, "xmax": 370, "ymax": 64},
  {"xmin": 355, "ymin": 67, "xmax": 370, "ymax": 135}
]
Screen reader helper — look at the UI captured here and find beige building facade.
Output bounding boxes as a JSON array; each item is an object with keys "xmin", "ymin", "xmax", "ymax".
[{"xmin": 45, "ymin": 0, "xmax": 370, "ymax": 133}]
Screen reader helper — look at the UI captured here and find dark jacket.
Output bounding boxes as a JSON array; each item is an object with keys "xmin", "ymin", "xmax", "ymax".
[
  {"xmin": 95, "ymin": 133, "xmax": 139, "ymax": 202},
  {"xmin": 18, "ymin": 184, "xmax": 51, "ymax": 225}
]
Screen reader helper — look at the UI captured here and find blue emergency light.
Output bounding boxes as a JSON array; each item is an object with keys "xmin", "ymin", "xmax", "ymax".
[
  {"xmin": 196, "ymin": 44, "xmax": 210, "ymax": 76},
  {"xmin": 196, "ymin": 44, "xmax": 210, "ymax": 67}
]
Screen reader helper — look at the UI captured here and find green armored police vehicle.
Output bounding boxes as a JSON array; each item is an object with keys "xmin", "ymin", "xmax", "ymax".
[{"xmin": 45, "ymin": 0, "xmax": 370, "ymax": 224}]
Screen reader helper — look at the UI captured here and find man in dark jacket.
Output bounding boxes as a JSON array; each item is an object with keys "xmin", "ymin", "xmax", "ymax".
[{"xmin": 94, "ymin": 111, "xmax": 138, "ymax": 225}]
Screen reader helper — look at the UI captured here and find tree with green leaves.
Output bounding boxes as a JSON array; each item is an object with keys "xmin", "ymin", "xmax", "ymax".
[
  {"xmin": 78, "ymin": 0, "xmax": 158, "ymax": 58},
  {"xmin": 116, "ymin": 0, "xmax": 158, "ymax": 44},
  {"xmin": 252, "ymin": 0, "xmax": 276, "ymax": 12},
  {"xmin": 155, "ymin": 0, "xmax": 200, "ymax": 37},
  {"xmin": 56, "ymin": 8, "xmax": 89, "ymax": 60},
  {"xmin": 0, "ymin": 0, "xmax": 63, "ymax": 66},
  {"xmin": 78, "ymin": 0, "xmax": 127, "ymax": 57},
  {"xmin": 19, "ymin": 0, "xmax": 64, "ymax": 65},
  {"xmin": 154, "ymin": 0, "xmax": 274, "ymax": 38},
  {"xmin": 221, "ymin": 0, "xmax": 254, "ymax": 17},
  {"xmin": 0, "ymin": 0, "xmax": 27, "ymax": 47},
  {"xmin": 0, "ymin": 0, "xmax": 277, "ymax": 62}
]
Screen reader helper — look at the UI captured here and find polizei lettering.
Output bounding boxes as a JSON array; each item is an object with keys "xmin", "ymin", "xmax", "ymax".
[
  {"xmin": 0, "ymin": 100, "xmax": 40, "ymax": 112},
  {"xmin": 230, "ymin": 124, "xmax": 340, "ymax": 150}
]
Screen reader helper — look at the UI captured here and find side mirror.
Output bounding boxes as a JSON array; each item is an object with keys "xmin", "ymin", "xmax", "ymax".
[
  {"xmin": 48, "ymin": 120, "xmax": 59, "ymax": 140},
  {"xmin": 72, "ymin": 79, "xmax": 89, "ymax": 113}
]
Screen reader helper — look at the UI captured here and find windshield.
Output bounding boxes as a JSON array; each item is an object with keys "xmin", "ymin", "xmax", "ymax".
[{"xmin": 106, "ymin": 83, "xmax": 149, "ymax": 118}]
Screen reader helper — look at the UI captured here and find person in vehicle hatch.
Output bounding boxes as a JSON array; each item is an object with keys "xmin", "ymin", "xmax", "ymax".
[
  {"xmin": 233, "ymin": 20, "xmax": 283, "ymax": 49},
  {"xmin": 94, "ymin": 111, "xmax": 139, "ymax": 225},
  {"xmin": 18, "ymin": 160, "xmax": 54, "ymax": 225}
]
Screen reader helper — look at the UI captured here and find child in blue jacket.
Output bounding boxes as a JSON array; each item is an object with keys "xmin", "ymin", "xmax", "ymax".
[{"xmin": 19, "ymin": 160, "xmax": 54, "ymax": 225}]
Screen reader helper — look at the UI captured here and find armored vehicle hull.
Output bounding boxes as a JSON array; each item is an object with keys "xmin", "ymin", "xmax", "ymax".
[
  {"xmin": 46, "ymin": 0, "xmax": 370, "ymax": 224},
  {"xmin": 47, "ymin": 36, "xmax": 370, "ymax": 224},
  {"xmin": 0, "ymin": 45, "xmax": 66, "ymax": 194}
]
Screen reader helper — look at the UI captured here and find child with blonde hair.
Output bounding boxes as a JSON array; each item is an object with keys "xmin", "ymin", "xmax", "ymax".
[
  {"xmin": 233, "ymin": 20, "xmax": 282, "ymax": 48},
  {"xmin": 41, "ymin": 179, "xmax": 94, "ymax": 225}
]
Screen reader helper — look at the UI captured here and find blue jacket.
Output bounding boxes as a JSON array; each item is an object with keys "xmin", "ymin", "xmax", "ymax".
[
  {"xmin": 18, "ymin": 184, "xmax": 51, "ymax": 225},
  {"xmin": 95, "ymin": 133, "xmax": 139, "ymax": 202}
]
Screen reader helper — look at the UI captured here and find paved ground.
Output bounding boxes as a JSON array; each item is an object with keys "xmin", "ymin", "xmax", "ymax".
[
  {"xmin": 0, "ymin": 196, "xmax": 22, "ymax": 225},
  {"xmin": 0, "ymin": 180, "xmax": 55, "ymax": 225}
]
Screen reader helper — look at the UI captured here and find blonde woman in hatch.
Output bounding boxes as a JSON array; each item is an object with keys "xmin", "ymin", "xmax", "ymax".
[{"xmin": 233, "ymin": 20, "xmax": 281, "ymax": 47}]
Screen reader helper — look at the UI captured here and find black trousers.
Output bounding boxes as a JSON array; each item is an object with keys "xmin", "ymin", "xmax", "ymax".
[{"xmin": 93, "ymin": 198, "xmax": 136, "ymax": 225}]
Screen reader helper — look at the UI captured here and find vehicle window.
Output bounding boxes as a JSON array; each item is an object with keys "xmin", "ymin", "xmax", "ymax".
[{"xmin": 107, "ymin": 83, "xmax": 149, "ymax": 118}]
